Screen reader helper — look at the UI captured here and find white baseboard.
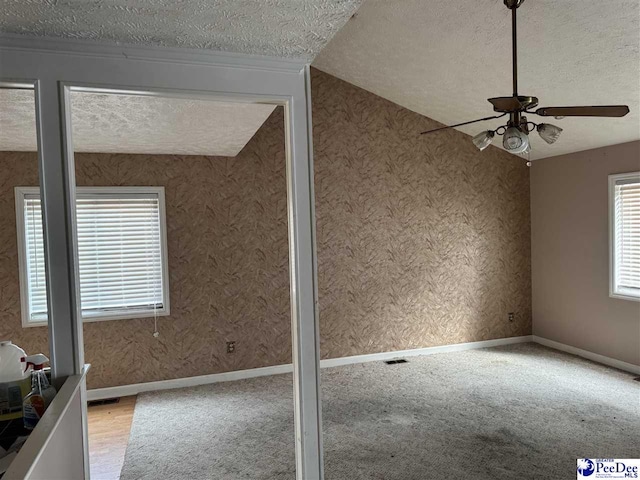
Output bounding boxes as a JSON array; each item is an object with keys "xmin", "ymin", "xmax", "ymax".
[
  {"xmin": 87, "ymin": 364, "xmax": 294, "ymax": 401},
  {"xmin": 88, "ymin": 334, "xmax": 639, "ymax": 401},
  {"xmin": 532, "ymin": 335, "xmax": 640, "ymax": 375},
  {"xmin": 87, "ymin": 335, "xmax": 533, "ymax": 401},
  {"xmin": 319, "ymin": 335, "xmax": 533, "ymax": 368}
]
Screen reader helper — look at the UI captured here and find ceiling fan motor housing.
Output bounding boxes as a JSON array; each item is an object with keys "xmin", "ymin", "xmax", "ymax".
[{"xmin": 488, "ymin": 96, "xmax": 538, "ymax": 113}]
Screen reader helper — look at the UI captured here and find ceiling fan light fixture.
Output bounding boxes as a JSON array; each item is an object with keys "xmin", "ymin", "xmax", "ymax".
[
  {"xmin": 502, "ymin": 127, "xmax": 529, "ymax": 154},
  {"xmin": 519, "ymin": 142, "xmax": 531, "ymax": 156},
  {"xmin": 537, "ymin": 123, "xmax": 563, "ymax": 144},
  {"xmin": 418, "ymin": 0, "xmax": 630, "ymax": 154},
  {"xmin": 472, "ymin": 130, "xmax": 495, "ymax": 151}
]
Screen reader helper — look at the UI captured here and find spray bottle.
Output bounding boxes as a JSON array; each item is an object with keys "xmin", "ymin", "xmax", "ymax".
[
  {"xmin": 20, "ymin": 354, "xmax": 56, "ymax": 431},
  {"xmin": 0, "ymin": 341, "xmax": 32, "ymax": 423}
]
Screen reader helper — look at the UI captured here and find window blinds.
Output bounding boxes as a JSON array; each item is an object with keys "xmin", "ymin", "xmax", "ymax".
[
  {"xmin": 23, "ymin": 191, "xmax": 165, "ymax": 322},
  {"xmin": 24, "ymin": 197, "xmax": 47, "ymax": 320},
  {"xmin": 614, "ymin": 179, "xmax": 640, "ymax": 295}
]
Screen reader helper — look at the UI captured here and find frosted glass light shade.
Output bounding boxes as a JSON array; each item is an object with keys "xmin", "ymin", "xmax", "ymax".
[
  {"xmin": 472, "ymin": 130, "xmax": 495, "ymax": 151},
  {"xmin": 537, "ymin": 123, "xmax": 563, "ymax": 144},
  {"xmin": 503, "ymin": 127, "xmax": 529, "ymax": 154},
  {"xmin": 519, "ymin": 142, "xmax": 531, "ymax": 156}
]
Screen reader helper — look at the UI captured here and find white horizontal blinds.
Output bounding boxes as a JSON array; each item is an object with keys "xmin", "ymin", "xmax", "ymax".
[
  {"xmin": 24, "ymin": 196, "xmax": 48, "ymax": 321},
  {"xmin": 76, "ymin": 194, "xmax": 163, "ymax": 315},
  {"xmin": 24, "ymin": 192, "xmax": 164, "ymax": 322},
  {"xmin": 615, "ymin": 179, "xmax": 640, "ymax": 293}
]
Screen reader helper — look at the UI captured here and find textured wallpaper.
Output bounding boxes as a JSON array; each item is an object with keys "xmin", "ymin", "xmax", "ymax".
[
  {"xmin": 311, "ymin": 69, "xmax": 531, "ymax": 358},
  {"xmin": 0, "ymin": 69, "xmax": 531, "ymax": 389},
  {"xmin": 0, "ymin": 155, "xmax": 49, "ymax": 360},
  {"xmin": 0, "ymin": 110, "xmax": 292, "ymax": 389}
]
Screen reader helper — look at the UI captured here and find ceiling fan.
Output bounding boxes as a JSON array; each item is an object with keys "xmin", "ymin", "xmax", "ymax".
[{"xmin": 420, "ymin": 0, "xmax": 630, "ymax": 162}]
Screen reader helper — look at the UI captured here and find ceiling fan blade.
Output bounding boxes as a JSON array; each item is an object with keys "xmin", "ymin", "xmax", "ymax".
[
  {"xmin": 534, "ymin": 105, "xmax": 630, "ymax": 118},
  {"xmin": 420, "ymin": 113, "xmax": 506, "ymax": 135}
]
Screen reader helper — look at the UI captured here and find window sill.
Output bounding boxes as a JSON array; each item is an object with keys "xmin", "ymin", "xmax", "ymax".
[
  {"xmin": 23, "ymin": 308, "xmax": 170, "ymax": 328},
  {"xmin": 610, "ymin": 292, "xmax": 640, "ymax": 303}
]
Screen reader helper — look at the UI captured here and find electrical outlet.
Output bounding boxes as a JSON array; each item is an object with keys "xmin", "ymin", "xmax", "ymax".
[
  {"xmin": 508, "ymin": 312, "xmax": 515, "ymax": 322},
  {"xmin": 226, "ymin": 341, "xmax": 236, "ymax": 354}
]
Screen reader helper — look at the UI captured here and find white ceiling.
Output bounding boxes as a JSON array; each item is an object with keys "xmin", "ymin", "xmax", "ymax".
[
  {"xmin": 2, "ymin": 0, "xmax": 637, "ymax": 160},
  {"xmin": 313, "ymin": 0, "xmax": 640, "ymax": 160},
  {"xmin": 0, "ymin": 89, "xmax": 277, "ymax": 157},
  {"xmin": 0, "ymin": 0, "xmax": 363, "ymax": 61}
]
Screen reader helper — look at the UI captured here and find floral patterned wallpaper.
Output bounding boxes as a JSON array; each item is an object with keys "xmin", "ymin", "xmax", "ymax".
[{"xmin": 0, "ymin": 69, "xmax": 530, "ymax": 389}]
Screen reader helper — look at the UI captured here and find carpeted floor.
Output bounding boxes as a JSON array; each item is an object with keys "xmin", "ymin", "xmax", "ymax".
[{"xmin": 120, "ymin": 343, "xmax": 640, "ymax": 479}]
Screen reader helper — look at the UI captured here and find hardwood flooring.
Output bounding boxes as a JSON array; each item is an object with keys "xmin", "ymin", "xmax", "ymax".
[{"xmin": 87, "ymin": 396, "xmax": 136, "ymax": 480}]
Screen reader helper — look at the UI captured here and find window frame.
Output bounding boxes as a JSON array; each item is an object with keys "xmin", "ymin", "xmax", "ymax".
[
  {"xmin": 16, "ymin": 185, "xmax": 171, "ymax": 327},
  {"xmin": 608, "ymin": 171, "xmax": 640, "ymax": 302}
]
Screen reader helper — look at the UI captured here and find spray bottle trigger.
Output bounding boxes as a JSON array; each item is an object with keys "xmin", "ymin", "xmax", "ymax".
[{"xmin": 20, "ymin": 354, "xmax": 50, "ymax": 372}]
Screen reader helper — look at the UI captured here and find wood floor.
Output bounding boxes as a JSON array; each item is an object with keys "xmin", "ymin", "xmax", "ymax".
[{"xmin": 87, "ymin": 396, "xmax": 136, "ymax": 480}]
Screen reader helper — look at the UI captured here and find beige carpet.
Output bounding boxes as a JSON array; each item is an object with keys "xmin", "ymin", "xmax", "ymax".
[{"xmin": 120, "ymin": 343, "xmax": 640, "ymax": 479}]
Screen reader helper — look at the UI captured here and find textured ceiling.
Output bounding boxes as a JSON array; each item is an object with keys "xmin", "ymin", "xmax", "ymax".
[
  {"xmin": 0, "ymin": 0, "xmax": 363, "ymax": 60},
  {"xmin": 0, "ymin": 89, "xmax": 277, "ymax": 156},
  {"xmin": 314, "ymin": 0, "xmax": 640, "ymax": 160}
]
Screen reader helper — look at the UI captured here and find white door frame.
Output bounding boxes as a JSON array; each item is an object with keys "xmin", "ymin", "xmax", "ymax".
[{"xmin": 0, "ymin": 34, "xmax": 324, "ymax": 480}]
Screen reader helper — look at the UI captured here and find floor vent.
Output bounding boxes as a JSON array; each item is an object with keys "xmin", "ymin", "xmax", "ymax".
[
  {"xmin": 384, "ymin": 359, "xmax": 408, "ymax": 365},
  {"xmin": 88, "ymin": 397, "xmax": 121, "ymax": 407}
]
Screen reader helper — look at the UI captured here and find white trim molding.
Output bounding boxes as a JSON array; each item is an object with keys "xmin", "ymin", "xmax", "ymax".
[
  {"xmin": 88, "ymin": 335, "xmax": 640, "ymax": 401},
  {"xmin": 88, "ymin": 335, "xmax": 533, "ymax": 401},
  {"xmin": 15, "ymin": 186, "xmax": 171, "ymax": 327},
  {"xmin": 320, "ymin": 335, "xmax": 533, "ymax": 368},
  {"xmin": 0, "ymin": 33, "xmax": 307, "ymax": 73},
  {"xmin": 87, "ymin": 364, "xmax": 294, "ymax": 402},
  {"xmin": 1, "ymin": 34, "xmax": 320, "ymax": 479},
  {"xmin": 533, "ymin": 336, "xmax": 640, "ymax": 375},
  {"xmin": 608, "ymin": 171, "xmax": 640, "ymax": 302}
]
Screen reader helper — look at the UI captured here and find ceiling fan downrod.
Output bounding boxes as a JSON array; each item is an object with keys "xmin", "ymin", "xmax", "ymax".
[
  {"xmin": 504, "ymin": 0, "xmax": 524, "ymax": 97},
  {"xmin": 505, "ymin": 0, "xmax": 525, "ymax": 130},
  {"xmin": 419, "ymin": 0, "xmax": 630, "ymax": 157}
]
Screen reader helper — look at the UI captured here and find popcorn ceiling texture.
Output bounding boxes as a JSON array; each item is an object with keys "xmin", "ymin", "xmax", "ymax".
[
  {"xmin": 0, "ymin": 0, "xmax": 363, "ymax": 60},
  {"xmin": 0, "ymin": 70, "xmax": 531, "ymax": 389},
  {"xmin": 313, "ymin": 0, "xmax": 640, "ymax": 160},
  {"xmin": 0, "ymin": 89, "xmax": 276, "ymax": 157}
]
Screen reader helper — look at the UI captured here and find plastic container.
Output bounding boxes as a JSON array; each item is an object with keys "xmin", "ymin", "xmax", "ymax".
[
  {"xmin": 0, "ymin": 341, "xmax": 32, "ymax": 422},
  {"xmin": 22, "ymin": 354, "xmax": 56, "ymax": 430}
]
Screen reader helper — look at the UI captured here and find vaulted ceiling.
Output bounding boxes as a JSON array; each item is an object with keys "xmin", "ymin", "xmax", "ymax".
[
  {"xmin": 1, "ymin": 0, "xmax": 638, "ymax": 160},
  {"xmin": 313, "ymin": 0, "xmax": 640, "ymax": 160},
  {"xmin": 0, "ymin": 1, "xmax": 363, "ymax": 156}
]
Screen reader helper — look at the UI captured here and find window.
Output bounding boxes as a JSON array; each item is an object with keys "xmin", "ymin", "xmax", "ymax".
[
  {"xmin": 16, "ymin": 186, "xmax": 170, "ymax": 326},
  {"xmin": 609, "ymin": 172, "xmax": 640, "ymax": 301}
]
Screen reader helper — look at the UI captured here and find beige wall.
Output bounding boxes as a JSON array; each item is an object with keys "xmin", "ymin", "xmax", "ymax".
[
  {"xmin": 0, "ymin": 69, "xmax": 532, "ymax": 389},
  {"xmin": 531, "ymin": 141, "xmax": 640, "ymax": 366}
]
